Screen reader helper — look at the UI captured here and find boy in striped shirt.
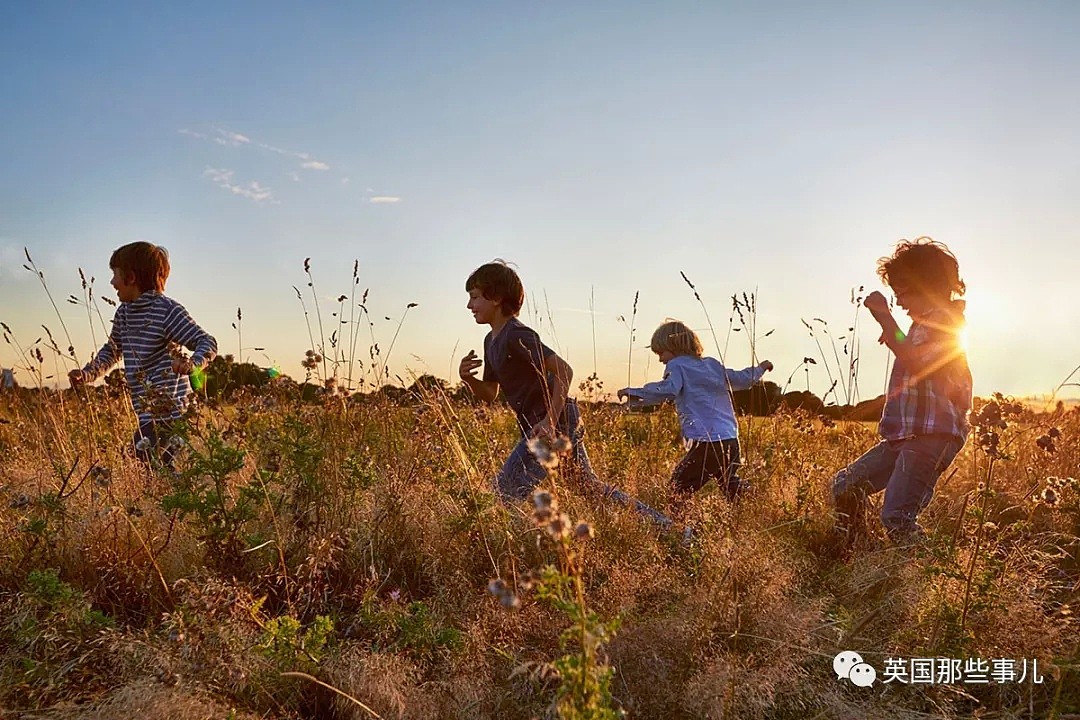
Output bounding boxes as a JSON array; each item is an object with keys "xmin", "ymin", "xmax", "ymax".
[
  {"xmin": 69, "ymin": 242, "xmax": 217, "ymax": 465},
  {"xmin": 830, "ymin": 238, "xmax": 972, "ymax": 545}
]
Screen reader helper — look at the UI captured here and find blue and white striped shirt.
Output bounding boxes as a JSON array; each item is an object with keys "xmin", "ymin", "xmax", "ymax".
[
  {"xmin": 83, "ymin": 291, "xmax": 217, "ymax": 424},
  {"xmin": 623, "ymin": 355, "xmax": 766, "ymax": 442}
]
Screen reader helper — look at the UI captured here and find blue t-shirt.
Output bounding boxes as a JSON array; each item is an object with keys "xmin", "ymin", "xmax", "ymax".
[{"xmin": 483, "ymin": 318, "xmax": 557, "ymax": 433}]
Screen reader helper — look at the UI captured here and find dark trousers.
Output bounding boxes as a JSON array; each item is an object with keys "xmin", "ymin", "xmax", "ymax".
[
  {"xmin": 132, "ymin": 420, "xmax": 180, "ymax": 469},
  {"xmin": 671, "ymin": 438, "xmax": 743, "ymax": 499}
]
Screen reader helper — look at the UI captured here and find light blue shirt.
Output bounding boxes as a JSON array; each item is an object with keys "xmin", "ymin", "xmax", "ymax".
[{"xmin": 624, "ymin": 355, "xmax": 766, "ymax": 442}]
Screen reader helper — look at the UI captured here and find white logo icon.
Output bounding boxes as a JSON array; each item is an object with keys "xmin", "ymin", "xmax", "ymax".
[
  {"xmin": 849, "ymin": 662, "xmax": 877, "ymax": 687},
  {"xmin": 834, "ymin": 651, "xmax": 875, "ymax": 686}
]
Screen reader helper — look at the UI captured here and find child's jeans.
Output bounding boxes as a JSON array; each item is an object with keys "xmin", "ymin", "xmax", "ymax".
[
  {"xmin": 495, "ymin": 399, "xmax": 596, "ymax": 501},
  {"xmin": 493, "ymin": 400, "xmax": 674, "ymax": 528},
  {"xmin": 831, "ymin": 433, "xmax": 964, "ymax": 541},
  {"xmin": 133, "ymin": 419, "xmax": 181, "ymax": 469}
]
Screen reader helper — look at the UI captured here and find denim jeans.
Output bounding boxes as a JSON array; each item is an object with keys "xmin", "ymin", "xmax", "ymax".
[
  {"xmin": 133, "ymin": 419, "xmax": 181, "ymax": 469},
  {"xmin": 831, "ymin": 433, "xmax": 964, "ymax": 540},
  {"xmin": 494, "ymin": 399, "xmax": 595, "ymax": 500},
  {"xmin": 494, "ymin": 400, "xmax": 673, "ymax": 527}
]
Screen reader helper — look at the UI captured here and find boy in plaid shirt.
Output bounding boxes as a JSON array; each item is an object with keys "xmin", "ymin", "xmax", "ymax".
[{"xmin": 831, "ymin": 238, "xmax": 971, "ymax": 544}]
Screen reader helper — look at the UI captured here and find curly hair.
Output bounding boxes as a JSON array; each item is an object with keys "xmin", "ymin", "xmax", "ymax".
[{"xmin": 877, "ymin": 237, "xmax": 965, "ymax": 301}]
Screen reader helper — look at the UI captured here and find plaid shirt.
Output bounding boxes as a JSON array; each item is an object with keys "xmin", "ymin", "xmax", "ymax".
[{"xmin": 879, "ymin": 304, "xmax": 972, "ymax": 441}]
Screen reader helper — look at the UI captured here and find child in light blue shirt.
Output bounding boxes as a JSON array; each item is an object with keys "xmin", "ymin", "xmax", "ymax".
[{"xmin": 618, "ymin": 320, "xmax": 772, "ymax": 501}]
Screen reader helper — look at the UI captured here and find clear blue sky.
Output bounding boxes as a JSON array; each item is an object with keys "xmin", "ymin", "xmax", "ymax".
[{"xmin": 2, "ymin": 2, "xmax": 1078, "ymax": 401}]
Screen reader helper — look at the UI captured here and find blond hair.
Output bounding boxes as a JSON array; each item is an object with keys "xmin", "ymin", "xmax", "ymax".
[{"xmin": 649, "ymin": 320, "xmax": 703, "ymax": 358}]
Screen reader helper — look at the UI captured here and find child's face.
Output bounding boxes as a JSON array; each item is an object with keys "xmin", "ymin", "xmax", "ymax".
[
  {"xmin": 110, "ymin": 267, "xmax": 142, "ymax": 303},
  {"xmin": 466, "ymin": 287, "xmax": 503, "ymax": 325},
  {"xmin": 891, "ymin": 281, "xmax": 936, "ymax": 318},
  {"xmin": 653, "ymin": 348, "xmax": 675, "ymax": 364}
]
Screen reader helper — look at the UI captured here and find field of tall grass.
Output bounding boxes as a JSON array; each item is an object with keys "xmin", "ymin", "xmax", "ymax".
[
  {"xmin": 1, "ymin": 378, "xmax": 1078, "ymax": 719},
  {"xmin": 1, "ymin": 254, "xmax": 1078, "ymax": 718}
]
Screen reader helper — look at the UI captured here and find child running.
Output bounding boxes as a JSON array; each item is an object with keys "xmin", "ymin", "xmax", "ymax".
[
  {"xmin": 459, "ymin": 260, "xmax": 671, "ymax": 527},
  {"xmin": 69, "ymin": 242, "xmax": 217, "ymax": 466},
  {"xmin": 618, "ymin": 320, "xmax": 772, "ymax": 506},
  {"xmin": 830, "ymin": 238, "xmax": 971, "ymax": 545}
]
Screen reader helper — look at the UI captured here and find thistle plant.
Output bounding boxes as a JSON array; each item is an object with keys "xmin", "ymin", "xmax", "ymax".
[{"xmin": 488, "ymin": 437, "xmax": 623, "ymax": 720}]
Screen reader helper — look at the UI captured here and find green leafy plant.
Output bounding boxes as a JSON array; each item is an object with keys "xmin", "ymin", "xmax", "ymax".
[{"xmin": 489, "ymin": 438, "xmax": 623, "ymax": 720}]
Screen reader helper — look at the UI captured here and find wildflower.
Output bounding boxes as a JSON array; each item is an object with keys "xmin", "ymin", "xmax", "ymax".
[
  {"xmin": 573, "ymin": 522, "xmax": 594, "ymax": 541},
  {"xmin": 487, "ymin": 577, "xmax": 520, "ymax": 610},
  {"xmin": 1036, "ymin": 434, "xmax": 1056, "ymax": 453},
  {"xmin": 527, "ymin": 437, "xmax": 559, "ymax": 469},
  {"xmin": 550, "ymin": 434, "xmax": 572, "ymax": 456},
  {"xmin": 546, "ymin": 513, "xmax": 571, "ymax": 540},
  {"xmin": 90, "ymin": 466, "xmax": 112, "ymax": 487},
  {"xmin": 533, "ymin": 490, "xmax": 555, "ymax": 511},
  {"xmin": 1041, "ymin": 486, "xmax": 1060, "ymax": 507}
]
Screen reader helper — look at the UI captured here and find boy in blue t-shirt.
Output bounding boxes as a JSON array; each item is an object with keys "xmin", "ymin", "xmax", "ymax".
[{"xmin": 459, "ymin": 261, "xmax": 670, "ymax": 526}]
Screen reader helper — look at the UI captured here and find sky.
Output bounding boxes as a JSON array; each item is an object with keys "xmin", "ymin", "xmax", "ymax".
[{"xmin": 2, "ymin": 1, "xmax": 1079, "ymax": 402}]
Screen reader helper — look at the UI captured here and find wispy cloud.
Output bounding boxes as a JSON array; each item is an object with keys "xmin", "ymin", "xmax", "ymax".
[
  {"xmin": 214, "ymin": 128, "xmax": 252, "ymax": 146},
  {"xmin": 181, "ymin": 125, "xmax": 330, "ymax": 170},
  {"xmin": 204, "ymin": 167, "xmax": 276, "ymax": 204},
  {"xmin": 181, "ymin": 126, "xmax": 408, "ymax": 203}
]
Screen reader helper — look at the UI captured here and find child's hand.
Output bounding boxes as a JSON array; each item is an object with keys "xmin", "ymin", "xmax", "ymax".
[
  {"xmin": 459, "ymin": 350, "xmax": 482, "ymax": 381},
  {"xmin": 68, "ymin": 368, "xmax": 88, "ymax": 387},
  {"xmin": 864, "ymin": 291, "xmax": 890, "ymax": 317},
  {"xmin": 759, "ymin": 360, "xmax": 774, "ymax": 372},
  {"xmin": 172, "ymin": 357, "xmax": 195, "ymax": 375}
]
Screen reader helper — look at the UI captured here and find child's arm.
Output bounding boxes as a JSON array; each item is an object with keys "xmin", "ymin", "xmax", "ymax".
[
  {"xmin": 164, "ymin": 302, "xmax": 217, "ymax": 374},
  {"xmin": 617, "ymin": 367, "xmax": 683, "ymax": 406},
  {"xmin": 865, "ymin": 292, "xmax": 957, "ymax": 376},
  {"xmin": 70, "ymin": 313, "xmax": 124, "ymax": 386},
  {"xmin": 723, "ymin": 360, "xmax": 773, "ymax": 391},
  {"xmin": 531, "ymin": 352, "xmax": 572, "ymax": 441},
  {"xmin": 459, "ymin": 350, "xmax": 499, "ymax": 402}
]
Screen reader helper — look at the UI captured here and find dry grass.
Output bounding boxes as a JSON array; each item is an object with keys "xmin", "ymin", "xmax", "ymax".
[{"xmin": 0, "ymin": 385, "xmax": 1078, "ymax": 719}]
